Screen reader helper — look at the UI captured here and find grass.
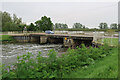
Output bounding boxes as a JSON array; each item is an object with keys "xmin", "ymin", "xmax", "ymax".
[
  {"xmin": 63, "ymin": 47, "xmax": 118, "ymax": 78},
  {"xmin": 0, "ymin": 62, "xmax": 1, "ymax": 80},
  {"xmin": 103, "ymin": 38, "xmax": 118, "ymax": 46},
  {"xmin": 97, "ymin": 38, "xmax": 118, "ymax": 46},
  {"xmin": 0, "ymin": 35, "xmax": 14, "ymax": 41}
]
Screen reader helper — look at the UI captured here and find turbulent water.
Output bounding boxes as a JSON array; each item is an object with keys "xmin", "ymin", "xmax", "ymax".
[{"xmin": 1, "ymin": 43, "xmax": 64, "ymax": 65}]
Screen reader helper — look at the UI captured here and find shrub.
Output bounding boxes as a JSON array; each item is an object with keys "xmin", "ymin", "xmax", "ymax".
[{"xmin": 2, "ymin": 44, "xmax": 113, "ymax": 78}]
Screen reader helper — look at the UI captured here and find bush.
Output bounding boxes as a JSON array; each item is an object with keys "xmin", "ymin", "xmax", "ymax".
[{"xmin": 2, "ymin": 44, "xmax": 113, "ymax": 78}]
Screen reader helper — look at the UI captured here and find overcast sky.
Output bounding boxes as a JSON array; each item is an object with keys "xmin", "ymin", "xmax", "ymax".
[{"xmin": 1, "ymin": 1, "xmax": 118, "ymax": 28}]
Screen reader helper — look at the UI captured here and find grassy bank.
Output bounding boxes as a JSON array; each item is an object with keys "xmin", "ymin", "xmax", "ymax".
[
  {"xmin": 0, "ymin": 35, "xmax": 14, "ymax": 42},
  {"xmin": 103, "ymin": 38, "xmax": 118, "ymax": 46},
  {"xmin": 63, "ymin": 47, "xmax": 118, "ymax": 78},
  {"xmin": 2, "ymin": 44, "xmax": 117, "ymax": 78},
  {"xmin": 97, "ymin": 38, "xmax": 118, "ymax": 47},
  {"xmin": 1, "ymin": 34, "xmax": 118, "ymax": 78}
]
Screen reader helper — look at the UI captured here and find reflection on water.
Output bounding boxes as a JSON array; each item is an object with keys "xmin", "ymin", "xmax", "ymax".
[{"xmin": 1, "ymin": 43, "xmax": 64, "ymax": 65}]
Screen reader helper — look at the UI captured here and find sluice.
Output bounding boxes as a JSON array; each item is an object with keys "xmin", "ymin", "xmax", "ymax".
[{"xmin": 11, "ymin": 33, "xmax": 93, "ymax": 48}]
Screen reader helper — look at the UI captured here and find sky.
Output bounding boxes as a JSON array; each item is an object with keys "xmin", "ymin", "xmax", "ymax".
[{"xmin": 1, "ymin": 0, "xmax": 119, "ymax": 28}]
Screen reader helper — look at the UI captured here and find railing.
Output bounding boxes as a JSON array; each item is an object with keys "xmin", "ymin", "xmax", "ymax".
[
  {"xmin": 2, "ymin": 31, "xmax": 118, "ymax": 38},
  {"xmin": 2, "ymin": 31, "xmax": 43, "ymax": 35}
]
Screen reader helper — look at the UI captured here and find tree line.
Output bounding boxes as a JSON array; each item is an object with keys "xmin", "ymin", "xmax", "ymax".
[
  {"xmin": 1, "ymin": 11, "xmax": 53, "ymax": 32},
  {"xmin": 1, "ymin": 11, "xmax": 119, "ymax": 32},
  {"xmin": 1, "ymin": 11, "xmax": 26, "ymax": 31}
]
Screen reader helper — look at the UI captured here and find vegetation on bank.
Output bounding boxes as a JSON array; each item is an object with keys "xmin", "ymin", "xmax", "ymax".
[
  {"xmin": 103, "ymin": 38, "xmax": 118, "ymax": 46},
  {"xmin": 0, "ymin": 63, "xmax": 2, "ymax": 80},
  {"xmin": 0, "ymin": 35, "xmax": 14, "ymax": 42},
  {"xmin": 2, "ymin": 44, "xmax": 117, "ymax": 78},
  {"xmin": 63, "ymin": 47, "xmax": 118, "ymax": 78},
  {"xmin": 96, "ymin": 38, "xmax": 118, "ymax": 47}
]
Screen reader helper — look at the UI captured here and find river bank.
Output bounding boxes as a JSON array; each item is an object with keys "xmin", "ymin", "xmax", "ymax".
[
  {"xmin": 2, "ymin": 44, "xmax": 118, "ymax": 78},
  {"xmin": 0, "ymin": 35, "xmax": 16, "ymax": 43},
  {"xmin": 63, "ymin": 47, "xmax": 118, "ymax": 78}
]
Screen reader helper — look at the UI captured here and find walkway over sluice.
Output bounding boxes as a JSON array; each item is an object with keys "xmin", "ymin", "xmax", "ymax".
[
  {"xmin": 30, "ymin": 33, "xmax": 93, "ymax": 40},
  {"xmin": 9, "ymin": 33, "xmax": 93, "ymax": 48}
]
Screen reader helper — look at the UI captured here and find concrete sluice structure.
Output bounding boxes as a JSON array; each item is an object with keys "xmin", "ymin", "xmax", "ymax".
[{"xmin": 10, "ymin": 33, "xmax": 93, "ymax": 48}]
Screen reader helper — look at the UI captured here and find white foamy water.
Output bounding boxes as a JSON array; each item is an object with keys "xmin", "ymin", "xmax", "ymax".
[{"xmin": 1, "ymin": 43, "xmax": 63, "ymax": 65}]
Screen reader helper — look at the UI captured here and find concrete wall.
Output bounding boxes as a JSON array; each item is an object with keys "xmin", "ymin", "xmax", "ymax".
[
  {"xmin": 63, "ymin": 38, "xmax": 93, "ymax": 48},
  {"xmin": 48, "ymin": 37, "xmax": 63, "ymax": 44},
  {"xmin": 40, "ymin": 36, "xmax": 48, "ymax": 44},
  {"xmin": 13, "ymin": 36, "xmax": 30, "ymax": 42},
  {"xmin": 12, "ymin": 36, "xmax": 39, "ymax": 43},
  {"xmin": 30, "ymin": 36, "xmax": 39, "ymax": 42}
]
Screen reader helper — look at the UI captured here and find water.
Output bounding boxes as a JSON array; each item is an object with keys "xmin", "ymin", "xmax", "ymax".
[{"xmin": 1, "ymin": 43, "xmax": 64, "ymax": 65}]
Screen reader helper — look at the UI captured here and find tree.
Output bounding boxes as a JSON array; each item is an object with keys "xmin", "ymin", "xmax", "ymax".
[
  {"xmin": 55, "ymin": 23, "xmax": 68, "ymax": 29},
  {"xmin": 35, "ymin": 16, "xmax": 53, "ymax": 31},
  {"xmin": 110, "ymin": 23, "xmax": 118, "ymax": 29},
  {"xmin": 13, "ymin": 14, "xmax": 22, "ymax": 25},
  {"xmin": 55, "ymin": 23, "xmax": 61, "ymax": 29},
  {"xmin": 98, "ymin": 23, "xmax": 108, "ymax": 29},
  {"xmin": 82, "ymin": 25, "xmax": 85, "ymax": 29},
  {"xmin": 18, "ymin": 23, "xmax": 26, "ymax": 31},
  {"xmin": 1, "ymin": 11, "xmax": 24, "ymax": 31},
  {"xmin": 73, "ymin": 23, "xmax": 83, "ymax": 29},
  {"xmin": 2, "ymin": 11, "xmax": 12, "ymax": 28},
  {"xmin": 118, "ymin": 24, "xmax": 120, "ymax": 30},
  {"xmin": 62, "ymin": 24, "xmax": 68, "ymax": 29},
  {"xmin": 28, "ymin": 23, "xmax": 36, "ymax": 31},
  {"xmin": 9, "ymin": 23, "xmax": 21, "ymax": 31},
  {"xmin": 85, "ymin": 27, "xmax": 89, "ymax": 29},
  {"xmin": 3, "ymin": 22, "xmax": 21, "ymax": 31}
]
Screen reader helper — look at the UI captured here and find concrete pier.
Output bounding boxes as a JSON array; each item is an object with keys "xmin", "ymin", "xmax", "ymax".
[{"xmin": 40, "ymin": 36, "xmax": 48, "ymax": 44}]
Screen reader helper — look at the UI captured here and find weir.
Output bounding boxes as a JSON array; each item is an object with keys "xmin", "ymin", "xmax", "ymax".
[
  {"xmin": 13, "ymin": 36, "xmax": 31, "ymax": 42},
  {"xmin": 11, "ymin": 33, "xmax": 93, "ymax": 48}
]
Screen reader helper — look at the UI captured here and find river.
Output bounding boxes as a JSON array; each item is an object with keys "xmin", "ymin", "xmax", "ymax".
[{"xmin": 1, "ymin": 43, "xmax": 65, "ymax": 66}]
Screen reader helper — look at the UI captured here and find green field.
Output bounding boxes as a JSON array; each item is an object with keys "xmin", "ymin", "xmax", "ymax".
[
  {"xmin": 103, "ymin": 38, "xmax": 118, "ymax": 46},
  {"xmin": 97, "ymin": 38, "xmax": 118, "ymax": 46},
  {"xmin": 0, "ymin": 35, "xmax": 14, "ymax": 42},
  {"xmin": 63, "ymin": 47, "xmax": 118, "ymax": 78},
  {"xmin": 0, "ymin": 63, "xmax": 1, "ymax": 80}
]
